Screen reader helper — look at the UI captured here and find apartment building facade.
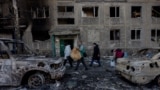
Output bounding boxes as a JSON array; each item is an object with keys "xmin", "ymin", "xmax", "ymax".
[{"xmin": 0, "ymin": 0, "xmax": 160, "ymax": 56}]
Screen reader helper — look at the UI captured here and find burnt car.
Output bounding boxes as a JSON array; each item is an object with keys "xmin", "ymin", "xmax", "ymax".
[
  {"xmin": 0, "ymin": 38, "xmax": 65, "ymax": 88},
  {"xmin": 115, "ymin": 48, "xmax": 160, "ymax": 86}
]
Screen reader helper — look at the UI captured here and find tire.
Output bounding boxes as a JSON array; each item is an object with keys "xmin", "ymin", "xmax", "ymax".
[
  {"xmin": 28, "ymin": 73, "xmax": 45, "ymax": 88},
  {"xmin": 156, "ymin": 75, "xmax": 160, "ymax": 86}
]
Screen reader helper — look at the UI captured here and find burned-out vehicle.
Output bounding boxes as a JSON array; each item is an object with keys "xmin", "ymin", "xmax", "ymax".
[
  {"xmin": 0, "ymin": 38, "xmax": 65, "ymax": 88},
  {"xmin": 115, "ymin": 48, "xmax": 160, "ymax": 86}
]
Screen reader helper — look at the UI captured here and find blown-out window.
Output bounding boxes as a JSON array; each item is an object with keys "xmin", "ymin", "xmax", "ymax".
[
  {"xmin": 82, "ymin": 6, "xmax": 98, "ymax": 17},
  {"xmin": 31, "ymin": 6, "xmax": 49, "ymax": 18},
  {"xmin": 131, "ymin": 6, "xmax": 141, "ymax": 18},
  {"xmin": 152, "ymin": 6, "xmax": 160, "ymax": 18}
]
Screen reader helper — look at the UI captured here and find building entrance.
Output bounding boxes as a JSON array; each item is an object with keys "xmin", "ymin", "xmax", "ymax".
[{"xmin": 60, "ymin": 39, "xmax": 74, "ymax": 57}]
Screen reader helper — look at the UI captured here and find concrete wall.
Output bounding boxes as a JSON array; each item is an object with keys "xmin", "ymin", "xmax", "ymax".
[{"xmin": 50, "ymin": 0, "xmax": 160, "ymax": 56}]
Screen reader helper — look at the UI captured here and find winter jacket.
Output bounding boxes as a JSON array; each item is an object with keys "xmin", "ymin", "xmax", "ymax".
[
  {"xmin": 64, "ymin": 45, "xmax": 71, "ymax": 59},
  {"xmin": 79, "ymin": 45, "xmax": 85, "ymax": 57},
  {"xmin": 93, "ymin": 44, "xmax": 100, "ymax": 60}
]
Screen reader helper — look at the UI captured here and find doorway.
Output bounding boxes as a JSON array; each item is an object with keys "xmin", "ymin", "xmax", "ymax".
[{"xmin": 60, "ymin": 39, "xmax": 74, "ymax": 57}]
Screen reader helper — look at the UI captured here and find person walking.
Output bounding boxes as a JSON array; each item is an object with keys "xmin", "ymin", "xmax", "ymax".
[
  {"xmin": 74, "ymin": 43, "xmax": 88, "ymax": 70},
  {"xmin": 63, "ymin": 43, "xmax": 73, "ymax": 67},
  {"xmin": 89, "ymin": 43, "xmax": 101, "ymax": 67},
  {"xmin": 114, "ymin": 49, "xmax": 124, "ymax": 64}
]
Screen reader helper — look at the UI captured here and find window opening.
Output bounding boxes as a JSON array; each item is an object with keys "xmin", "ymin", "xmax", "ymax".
[
  {"xmin": 152, "ymin": 6, "xmax": 160, "ymax": 18},
  {"xmin": 31, "ymin": 6, "xmax": 49, "ymax": 18},
  {"xmin": 110, "ymin": 6, "xmax": 119, "ymax": 17},
  {"xmin": 131, "ymin": 6, "xmax": 141, "ymax": 18},
  {"xmin": 151, "ymin": 29, "xmax": 160, "ymax": 42},
  {"xmin": 131, "ymin": 30, "xmax": 141, "ymax": 40},
  {"xmin": 110, "ymin": 29, "xmax": 120, "ymax": 40},
  {"xmin": 82, "ymin": 6, "xmax": 98, "ymax": 17},
  {"xmin": 58, "ymin": 6, "xmax": 74, "ymax": 12},
  {"xmin": 32, "ymin": 30, "xmax": 50, "ymax": 41},
  {"xmin": 58, "ymin": 18, "xmax": 74, "ymax": 24}
]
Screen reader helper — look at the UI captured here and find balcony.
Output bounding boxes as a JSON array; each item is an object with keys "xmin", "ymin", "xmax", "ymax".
[{"xmin": 0, "ymin": 18, "xmax": 27, "ymax": 29}]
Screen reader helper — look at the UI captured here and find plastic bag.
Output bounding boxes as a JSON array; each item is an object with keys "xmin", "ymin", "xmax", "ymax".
[{"xmin": 110, "ymin": 60, "xmax": 115, "ymax": 67}]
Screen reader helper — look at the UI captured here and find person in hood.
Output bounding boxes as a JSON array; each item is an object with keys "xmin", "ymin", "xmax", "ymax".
[
  {"xmin": 63, "ymin": 43, "xmax": 73, "ymax": 67},
  {"xmin": 89, "ymin": 43, "xmax": 101, "ymax": 67}
]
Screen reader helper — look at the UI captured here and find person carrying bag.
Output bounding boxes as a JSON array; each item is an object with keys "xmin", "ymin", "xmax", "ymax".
[{"xmin": 70, "ymin": 47, "xmax": 82, "ymax": 62}]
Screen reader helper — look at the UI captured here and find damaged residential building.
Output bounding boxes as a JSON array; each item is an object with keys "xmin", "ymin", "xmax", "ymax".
[{"xmin": 0, "ymin": 0, "xmax": 160, "ymax": 56}]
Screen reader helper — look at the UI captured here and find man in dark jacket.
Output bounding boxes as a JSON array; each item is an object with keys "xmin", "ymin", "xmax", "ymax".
[{"xmin": 89, "ymin": 43, "xmax": 101, "ymax": 67}]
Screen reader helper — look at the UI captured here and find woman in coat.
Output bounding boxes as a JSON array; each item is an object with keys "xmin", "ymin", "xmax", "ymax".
[{"xmin": 63, "ymin": 44, "xmax": 73, "ymax": 67}]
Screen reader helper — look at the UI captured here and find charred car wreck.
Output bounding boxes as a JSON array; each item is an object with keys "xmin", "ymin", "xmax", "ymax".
[
  {"xmin": 116, "ymin": 49, "xmax": 160, "ymax": 86},
  {"xmin": 0, "ymin": 38, "xmax": 65, "ymax": 88}
]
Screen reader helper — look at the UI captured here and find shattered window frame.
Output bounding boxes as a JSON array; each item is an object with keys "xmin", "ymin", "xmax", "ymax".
[
  {"xmin": 131, "ymin": 6, "xmax": 141, "ymax": 18},
  {"xmin": 152, "ymin": 6, "xmax": 160, "ymax": 18},
  {"xmin": 31, "ymin": 6, "xmax": 49, "ymax": 19},
  {"xmin": 57, "ymin": 6, "xmax": 74, "ymax": 12},
  {"xmin": 82, "ymin": 6, "xmax": 98, "ymax": 17},
  {"xmin": 110, "ymin": 6, "xmax": 120, "ymax": 17},
  {"xmin": 110, "ymin": 29, "xmax": 120, "ymax": 40},
  {"xmin": 131, "ymin": 29, "xmax": 141, "ymax": 40},
  {"xmin": 151, "ymin": 29, "xmax": 160, "ymax": 42}
]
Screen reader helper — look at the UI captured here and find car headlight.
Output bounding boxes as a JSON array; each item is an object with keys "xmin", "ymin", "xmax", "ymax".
[{"xmin": 50, "ymin": 63, "xmax": 63, "ymax": 69}]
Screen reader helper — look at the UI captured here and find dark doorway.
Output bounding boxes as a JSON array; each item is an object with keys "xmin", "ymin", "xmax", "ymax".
[{"xmin": 60, "ymin": 39, "xmax": 74, "ymax": 57}]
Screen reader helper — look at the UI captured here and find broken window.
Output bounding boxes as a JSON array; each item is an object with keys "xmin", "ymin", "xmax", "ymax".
[
  {"xmin": 58, "ymin": 6, "xmax": 74, "ymax": 12},
  {"xmin": 58, "ymin": 18, "xmax": 74, "ymax": 25},
  {"xmin": 110, "ymin": 29, "xmax": 120, "ymax": 40},
  {"xmin": 152, "ymin": 6, "xmax": 160, "ymax": 18},
  {"xmin": 32, "ymin": 30, "xmax": 50, "ymax": 41},
  {"xmin": 82, "ymin": 6, "xmax": 98, "ymax": 17},
  {"xmin": 131, "ymin": 30, "xmax": 141, "ymax": 40},
  {"xmin": 151, "ymin": 29, "xmax": 160, "ymax": 42},
  {"xmin": 131, "ymin": 6, "xmax": 141, "ymax": 18},
  {"xmin": 110, "ymin": 6, "xmax": 119, "ymax": 17},
  {"xmin": 31, "ymin": 6, "xmax": 49, "ymax": 18},
  {"xmin": 32, "ymin": 19, "xmax": 50, "ymax": 41},
  {"xmin": 0, "ymin": 2, "xmax": 13, "ymax": 18}
]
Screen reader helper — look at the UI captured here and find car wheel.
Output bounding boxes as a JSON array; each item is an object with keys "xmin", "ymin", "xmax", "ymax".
[
  {"xmin": 156, "ymin": 75, "xmax": 160, "ymax": 86},
  {"xmin": 28, "ymin": 73, "xmax": 45, "ymax": 88}
]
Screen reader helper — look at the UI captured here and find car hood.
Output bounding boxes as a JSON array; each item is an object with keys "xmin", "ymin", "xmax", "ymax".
[{"xmin": 14, "ymin": 55, "xmax": 63, "ymax": 64}]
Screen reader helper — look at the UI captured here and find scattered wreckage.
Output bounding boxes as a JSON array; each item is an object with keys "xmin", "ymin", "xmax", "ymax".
[
  {"xmin": 116, "ymin": 48, "xmax": 160, "ymax": 86},
  {"xmin": 0, "ymin": 38, "xmax": 65, "ymax": 88}
]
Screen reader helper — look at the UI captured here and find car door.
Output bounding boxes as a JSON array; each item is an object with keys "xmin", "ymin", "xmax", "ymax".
[{"xmin": 0, "ymin": 42, "xmax": 12, "ymax": 86}]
